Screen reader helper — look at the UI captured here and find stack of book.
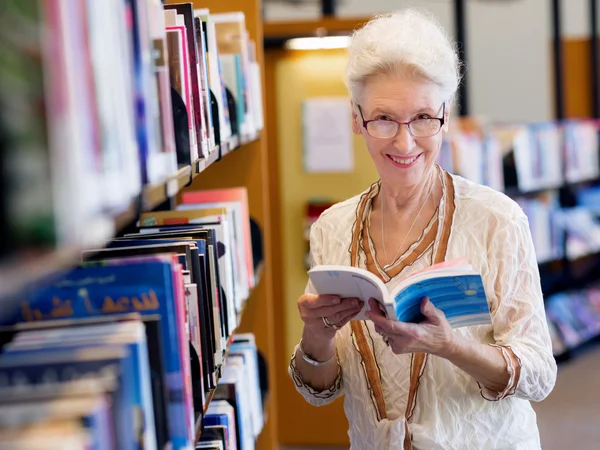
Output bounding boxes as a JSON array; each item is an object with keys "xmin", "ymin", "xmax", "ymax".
[
  {"xmin": 439, "ymin": 123, "xmax": 505, "ymax": 192},
  {"xmin": 200, "ymin": 334, "xmax": 265, "ymax": 450},
  {"xmin": 556, "ymin": 207, "xmax": 600, "ymax": 260},
  {"xmin": 0, "ymin": 186, "xmax": 265, "ymax": 449},
  {"xmin": 545, "ymin": 286, "xmax": 600, "ymax": 356},
  {"xmin": 514, "ymin": 193, "xmax": 564, "ymax": 264},
  {"xmin": 439, "ymin": 119, "xmax": 600, "ymax": 195},
  {"xmin": 0, "ymin": 1, "xmax": 264, "ymax": 266},
  {"xmin": 563, "ymin": 120, "xmax": 600, "ymax": 184}
]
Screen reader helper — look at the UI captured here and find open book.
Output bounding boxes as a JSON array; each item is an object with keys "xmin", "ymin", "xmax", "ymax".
[{"xmin": 307, "ymin": 257, "xmax": 492, "ymax": 328}]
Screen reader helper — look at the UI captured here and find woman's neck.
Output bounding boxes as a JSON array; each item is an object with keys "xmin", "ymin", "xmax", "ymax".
[{"xmin": 378, "ymin": 167, "xmax": 438, "ymax": 217}]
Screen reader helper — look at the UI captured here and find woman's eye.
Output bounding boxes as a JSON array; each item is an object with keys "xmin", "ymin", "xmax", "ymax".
[
  {"xmin": 376, "ymin": 115, "xmax": 392, "ymax": 121},
  {"xmin": 416, "ymin": 114, "xmax": 432, "ymax": 120}
]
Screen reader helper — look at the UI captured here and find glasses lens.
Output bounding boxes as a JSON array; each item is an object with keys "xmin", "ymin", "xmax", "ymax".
[
  {"xmin": 367, "ymin": 120, "xmax": 399, "ymax": 138},
  {"xmin": 409, "ymin": 119, "xmax": 441, "ymax": 137}
]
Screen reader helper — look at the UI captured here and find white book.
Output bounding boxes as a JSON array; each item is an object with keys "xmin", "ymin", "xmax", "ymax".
[
  {"xmin": 231, "ymin": 334, "xmax": 263, "ymax": 437},
  {"xmin": 308, "ymin": 257, "xmax": 492, "ymax": 328},
  {"xmin": 194, "ymin": 9, "xmax": 233, "ymax": 143},
  {"xmin": 219, "ymin": 358, "xmax": 254, "ymax": 450}
]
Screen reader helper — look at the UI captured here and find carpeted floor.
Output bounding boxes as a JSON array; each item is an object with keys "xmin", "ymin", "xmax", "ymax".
[{"xmin": 280, "ymin": 346, "xmax": 600, "ymax": 450}]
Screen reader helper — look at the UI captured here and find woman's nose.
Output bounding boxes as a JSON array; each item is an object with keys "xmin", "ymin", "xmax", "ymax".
[{"xmin": 392, "ymin": 124, "xmax": 417, "ymax": 155}]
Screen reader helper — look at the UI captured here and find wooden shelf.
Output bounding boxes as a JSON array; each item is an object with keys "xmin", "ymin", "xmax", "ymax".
[
  {"xmin": 0, "ymin": 138, "xmax": 262, "ymax": 301},
  {"xmin": 143, "ymin": 165, "xmax": 193, "ymax": 210},
  {"xmin": 193, "ymin": 146, "xmax": 220, "ymax": 177},
  {"xmin": 263, "ymin": 16, "xmax": 369, "ymax": 39},
  {"xmin": 0, "ymin": 198, "xmax": 139, "ymax": 301}
]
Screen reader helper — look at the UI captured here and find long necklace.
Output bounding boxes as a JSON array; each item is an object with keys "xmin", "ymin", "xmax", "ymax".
[{"xmin": 380, "ymin": 174, "xmax": 434, "ymax": 268}]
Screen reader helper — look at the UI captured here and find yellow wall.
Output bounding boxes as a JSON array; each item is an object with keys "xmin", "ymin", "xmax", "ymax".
[{"xmin": 274, "ymin": 49, "xmax": 380, "ymax": 358}]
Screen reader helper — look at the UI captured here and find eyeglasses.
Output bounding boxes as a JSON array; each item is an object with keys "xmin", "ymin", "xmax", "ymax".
[{"xmin": 357, "ymin": 103, "xmax": 446, "ymax": 139}]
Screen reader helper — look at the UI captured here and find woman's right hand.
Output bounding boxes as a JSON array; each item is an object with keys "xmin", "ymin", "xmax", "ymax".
[{"xmin": 298, "ymin": 294, "xmax": 364, "ymax": 341}]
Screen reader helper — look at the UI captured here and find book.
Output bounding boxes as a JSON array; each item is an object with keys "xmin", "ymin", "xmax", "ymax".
[
  {"xmin": 0, "ymin": 420, "xmax": 91, "ymax": 450},
  {"xmin": 230, "ymin": 334, "xmax": 263, "ymax": 438},
  {"xmin": 0, "ymin": 395, "xmax": 114, "ymax": 450},
  {"xmin": 166, "ymin": 21, "xmax": 198, "ymax": 163},
  {"xmin": 164, "ymin": 3, "xmax": 209, "ymax": 159},
  {"xmin": 4, "ymin": 320, "xmax": 157, "ymax": 450},
  {"xmin": 205, "ymin": 401, "xmax": 237, "ymax": 450},
  {"xmin": 181, "ymin": 187, "xmax": 254, "ymax": 290},
  {"xmin": 307, "ymin": 257, "xmax": 492, "ymax": 328},
  {"xmin": 0, "ymin": 344, "xmax": 134, "ymax": 448},
  {"xmin": 194, "ymin": 9, "xmax": 232, "ymax": 145},
  {"xmin": 8, "ymin": 255, "xmax": 194, "ymax": 450}
]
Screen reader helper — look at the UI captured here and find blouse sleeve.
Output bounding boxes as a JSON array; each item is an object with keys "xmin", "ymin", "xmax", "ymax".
[
  {"xmin": 481, "ymin": 207, "xmax": 557, "ymax": 402},
  {"xmin": 287, "ymin": 219, "xmax": 345, "ymax": 406}
]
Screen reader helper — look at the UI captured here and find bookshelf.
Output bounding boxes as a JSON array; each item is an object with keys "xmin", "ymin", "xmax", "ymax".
[
  {"xmin": 0, "ymin": 139, "xmax": 259, "ymax": 302},
  {"xmin": 0, "ymin": 0, "xmax": 275, "ymax": 448},
  {"xmin": 168, "ymin": 1, "xmax": 278, "ymax": 450}
]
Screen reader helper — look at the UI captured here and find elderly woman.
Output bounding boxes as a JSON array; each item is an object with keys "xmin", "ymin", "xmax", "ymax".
[{"xmin": 289, "ymin": 9, "xmax": 557, "ymax": 450}]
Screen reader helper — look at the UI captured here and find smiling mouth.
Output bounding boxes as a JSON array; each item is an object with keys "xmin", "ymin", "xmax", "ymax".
[{"xmin": 387, "ymin": 154, "xmax": 421, "ymax": 165}]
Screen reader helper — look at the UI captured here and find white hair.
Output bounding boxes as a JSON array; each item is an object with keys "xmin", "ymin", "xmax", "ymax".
[{"xmin": 345, "ymin": 9, "xmax": 462, "ymax": 104}]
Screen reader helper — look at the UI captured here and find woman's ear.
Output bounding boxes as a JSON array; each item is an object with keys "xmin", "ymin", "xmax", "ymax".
[
  {"xmin": 442, "ymin": 103, "xmax": 451, "ymax": 133},
  {"xmin": 350, "ymin": 100, "xmax": 362, "ymax": 135}
]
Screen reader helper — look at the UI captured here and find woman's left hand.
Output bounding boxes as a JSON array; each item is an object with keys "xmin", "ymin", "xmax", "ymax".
[{"xmin": 365, "ymin": 297, "xmax": 457, "ymax": 356}]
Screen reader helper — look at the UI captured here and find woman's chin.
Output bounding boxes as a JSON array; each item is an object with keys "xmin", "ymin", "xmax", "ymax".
[{"xmin": 381, "ymin": 164, "xmax": 430, "ymax": 187}]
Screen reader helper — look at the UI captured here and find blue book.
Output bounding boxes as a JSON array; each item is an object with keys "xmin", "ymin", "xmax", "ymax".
[
  {"xmin": 308, "ymin": 257, "xmax": 492, "ymax": 328},
  {"xmin": 2, "ymin": 255, "xmax": 193, "ymax": 450},
  {"xmin": 205, "ymin": 399, "xmax": 237, "ymax": 450}
]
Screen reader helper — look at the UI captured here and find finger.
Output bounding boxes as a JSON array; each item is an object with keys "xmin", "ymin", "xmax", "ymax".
[
  {"xmin": 307, "ymin": 299, "xmax": 364, "ymax": 320},
  {"xmin": 302, "ymin": 294, "xmax": 341, "ymax": 309},
  {"xmin": 420, "ymin": 297, "xmax": 444, "ymax": 325},
  {"xmin": 366, "ymin": 312, "xmax": 396, "ymax": 333},
  {"xmin": 371, "ymin": 315, "xmax": 421, "ymax": 339},
  {"xmin": 367, "ymin": 298, "xmax": 387, "ymax": 318},
  {"xmin": 333, "ymin": 304, "xmax": 364, "ymax": 327}
]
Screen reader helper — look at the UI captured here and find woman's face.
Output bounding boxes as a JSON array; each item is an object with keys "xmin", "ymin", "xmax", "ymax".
[{"xmin": 352, "ymin": 73, "xmax": 449, "ymax": 191}]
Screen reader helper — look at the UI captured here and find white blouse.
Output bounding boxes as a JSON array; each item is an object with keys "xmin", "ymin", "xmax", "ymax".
[{"xmin": 289, "ymin": 170, "xmax": 557, "ymax": 450}]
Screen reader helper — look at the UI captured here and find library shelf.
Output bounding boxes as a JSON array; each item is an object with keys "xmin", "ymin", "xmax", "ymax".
[
  {"xmin": 0, "ymin": 200, "xmax": 138, "ymax": 301},
  {"xmin": 0, "ymin": 136, "xmax": 260, "ymax": 303},
  {"xmin": 555, "ymin": 334, "xmax": 600, "ymax": 364}
]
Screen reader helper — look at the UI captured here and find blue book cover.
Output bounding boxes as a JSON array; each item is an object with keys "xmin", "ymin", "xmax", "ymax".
[
  {"xmin": 204, "ymin": 413, "xmax": 232, "ymax": 449},
  {"xmin": 393, "ymin": 274, "xmax": 490, "ymax": 327},
  {"xmin": 3, "ymin": 257, "xmax": 192, "ymax": 450}
]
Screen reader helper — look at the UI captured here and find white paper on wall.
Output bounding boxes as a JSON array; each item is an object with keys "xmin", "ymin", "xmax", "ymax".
[{"xmin": 302, "ymin": 97, "xmax": 354, "ymax": 173}]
